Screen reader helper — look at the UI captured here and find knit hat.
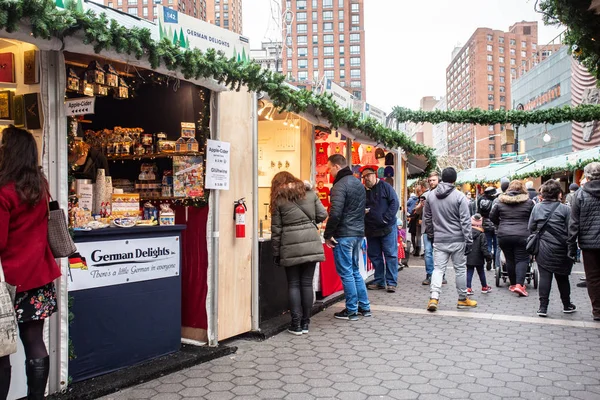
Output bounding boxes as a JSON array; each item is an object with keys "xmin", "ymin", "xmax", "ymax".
[
  {"xmin": 500, "ymin": 177, "xmax": 510, "ymax": 192},
  {"xmin": 484, "ymin": 186, "xmax": 497, "ymax": 195},
  {"xmin": 441, "ymin": 167, "xmax": 457, "ymax": 184},
  {"xmin": 385, "ymin": 153, "xmax": 395, "ymax": 165},
  {"xmin": 569, "ymin": 183, "xmax": 579, "ymax": 191},
  {"xmin": 377, "ymin": 167, "xmax": 385, "ymax": 178},
  {"xmin": 471, "ymin": 213, "xmax": 483, "ymax": 228},
  {"xmin": 375, "ymin": 148, "xmax": 386, "ymax": 159},
  {"xmin": 352, "ymin": 165, "xmax": 362, "ymax": 178},
  {"xmin": 384, "ymin": 166, "xmax": 394, "ymax": 177}
]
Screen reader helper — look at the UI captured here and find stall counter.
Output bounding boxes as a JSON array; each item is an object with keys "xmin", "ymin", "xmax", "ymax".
[{"xmin": 69, "ymin": 225, "xmax": 185, "ymax": 382}]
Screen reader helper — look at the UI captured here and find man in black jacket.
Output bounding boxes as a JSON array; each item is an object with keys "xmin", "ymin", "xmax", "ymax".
[
  {"xmin": 568, "ymin": 162, "xmax": 600, "ymax": 321},
  {"xmin": 361, "ymin": 167, "xmax": 400, "ymax": 293},
  {"xmin": 325, "ymin": 154, "xmax": 371, "ymax": 321}
]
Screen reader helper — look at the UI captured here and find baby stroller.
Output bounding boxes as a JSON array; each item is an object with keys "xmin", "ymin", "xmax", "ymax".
[{"xmin": 494, "ymin": 251, "xmax": 539, "ymax": 288}]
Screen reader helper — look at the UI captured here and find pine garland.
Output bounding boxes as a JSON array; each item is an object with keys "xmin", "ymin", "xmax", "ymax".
[
  {"xmin": 390, "ymin": 104, "xmax": 600, "ymax": 126},
  {"xmin": 0, "ymin": 0, "xmax": 437, "ymax": 176}
]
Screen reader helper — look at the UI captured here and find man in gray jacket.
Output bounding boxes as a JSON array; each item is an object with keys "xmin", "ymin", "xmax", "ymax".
[{"xmin": 424, "ymin": 167, "xmax": 476, "ymax": 311}]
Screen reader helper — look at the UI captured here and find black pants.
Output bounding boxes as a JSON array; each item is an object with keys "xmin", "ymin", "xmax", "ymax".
[
  {"xmin": 285, "ymin": 262, "xmax": 316, "ymax": 325},
  {"xmin": 499, "ymin": 236, "xmax": 529, "ymax": 286},
  {"xmin": 582, "ymin": 249, "xmax": 600, "ymax": 319},
  {"xmin": 537, "ymin": 265, "xmax": 571, "ymax": 308}
]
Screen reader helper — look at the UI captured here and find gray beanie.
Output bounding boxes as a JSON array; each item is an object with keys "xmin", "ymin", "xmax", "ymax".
[{"xmin": 500, "ymin": 177, "xmax": 510, "ymax": 192}]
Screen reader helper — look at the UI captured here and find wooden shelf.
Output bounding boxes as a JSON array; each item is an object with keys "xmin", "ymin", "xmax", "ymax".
[
  {"xmin": 139, "ymin": 196, "xmax": 205, "ymax": 201},
  {"xmin": 107, "ymin": 152, "xmax": 204, "ymax": 161},
  {"xmin": 0, "ymin": 82, "xmax": 17, "ymax": 89}
]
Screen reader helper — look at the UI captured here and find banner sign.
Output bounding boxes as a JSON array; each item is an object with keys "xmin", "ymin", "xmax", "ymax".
[
  {"xmin": 157, "ymin": 5, "xmax": 250, "ymax": 61},
  {"xmin": 68, "ymin": 236, "xmax": 180, "ymax": 292},
  {"xmin": 364, "ymin": 103, "xmax": 387, "ymax": 125},
  {"xmin": 205, "ymin": 139, "xmax": 231, "ymax": 190},
  {"xmin": 65, "ymin": 97, "xmax": 95, "ymax": 116},
  {"xmin": 322, "ymin": 79, "xmax": 354, "ymax": 111}
]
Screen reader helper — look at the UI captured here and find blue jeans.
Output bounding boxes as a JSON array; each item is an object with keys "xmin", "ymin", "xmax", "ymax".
[
  {"xmin": 367, "ymin": 229, "xmax": 399, "ymax": 287},
  {"xmin": 333, "ymin": 237, "xmax": 371, "ymax": 313},
  {"xmin": 423, "ymin": 234, "xmax": 434, "ymax": 275},
  {"xmin": 485, "ymin": 231, "xmax": 500, "ymax": 267}
]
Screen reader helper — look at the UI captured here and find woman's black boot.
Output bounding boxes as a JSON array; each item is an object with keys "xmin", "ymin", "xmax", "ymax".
[
  {"xmin": 301, "ymin": 319, "xmax": 310, "ymax": 334},
  {"xmin": 0, "ymin": 366, "xmax": 11, "ymax": 400},
  {"xmin": 25, "ymin": 356, "xmax": 49, "ymax": 399}
]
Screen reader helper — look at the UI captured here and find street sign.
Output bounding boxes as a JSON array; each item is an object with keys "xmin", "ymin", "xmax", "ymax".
[{"xmin": 501, "ymin": 152, "xmax": 517, "ymax": 158}]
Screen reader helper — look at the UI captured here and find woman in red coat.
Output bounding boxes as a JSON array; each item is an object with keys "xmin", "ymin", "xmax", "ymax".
[{"xmin": 0, "ymin": 126, "xmax": 61, "ymax": 399}]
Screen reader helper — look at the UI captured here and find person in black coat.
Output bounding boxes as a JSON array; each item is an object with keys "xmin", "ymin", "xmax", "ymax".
[
  {"xmin": 490, "ymin": 180, "xmax": 534, "ymax": 297},
  {"xmin": 467, "ymin": 214, "xmax": 493, "ymax": 295},
  {"xmin": 529, "ymin": 179, "xmax": 575, "ymax": 317}
]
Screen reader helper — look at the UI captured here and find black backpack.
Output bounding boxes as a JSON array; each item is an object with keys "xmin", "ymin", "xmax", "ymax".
[{"xmin": 479, "ymin": 197, "xmax": 493, "ymax": 217}]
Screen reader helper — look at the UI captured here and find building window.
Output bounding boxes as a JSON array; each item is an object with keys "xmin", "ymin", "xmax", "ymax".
[
  {"xmin": 487, "ymin": 34, "xmax": 493, "ymax": 41},
  {"xmin": 298, "ymin": 59, "xmax": 308, "ymax": 69},
  {"xmin": 350, "ymin": 57, "xmax": 360, "ymax": 66},
  {"xmin": 313, "ymin": 59, "xmax": 319, "ymax": 68},
  {"xmin": 510, "ymin": 48, "xmax": 516, "ymax": 56},
  {"xmin": 323, "ymin": 22, "xmax": 333, "ymax": 31},
  {"xmin": 488, "ymin": 94, "xmax": 494, "ymax": 101},
  {"xmin": 338, "ymin": 10, "xmax": 344, "ymax": 20},
  {"xmin": 500, "ymin": 76, "xmax": 505, "ymax": 83},
  {"xmin": 128, "ymin": 0, "xmax": 136, "ymax": 4},
  {"xmin": 324, "ymin": 58, "xmax": 334, "ymax": 68},
  {"xmin": 487, "ymin": 65, "xmax": 493, "ymax": 72},
  {"xmin": 350, "ymin": 33, "xmax": 360, "ymax": 42},
  {"xmin": 297, "ymin": 12, "xmax": 307, "ymax": 21},
  {"xmin": 486, "ymin": 44, "xmax": 493, "ymax": 51},
  {"xmin": 499, "ymin": 56, "xmax": 505, "ymax": 63},
  {"xmin": 128, "ymin": 7, "xmax": 138, "ymax": 15},
  {"xmin": 323, "ymin": 34, "xmax": 334, "ymax": 44},
  {"xmin": 489, "ymin": 154, "xmax": 495, "ymax": 160},
  {"xmin": 487, "ymin": 75, "xmax": 493, "ymax": 82},
  {"xmin": 142, "ymin": 6, "xmax": 148, "ymax": 16},
  {"xmin": 297, "ymin": 36, "xmax": 307, "ymax": 45},
  {"xmin": 324, "ymin": 46, "xmax": 334, "ymax": 56},
  {"xmin": 351, "ymin": 69, "xmax": 360, "ymax": 79},
  {"xmin": 297, "ymin": 24, "xmax": 307, "ymax": 33},
  {"xmin": 298, "ymin": 71, "xmax": 308, "ymax": 81},
  {"xmin": 108, "ymin": 2, "xmax": 113, "ymax": 7},
  {"xmin": 338, "ymin": 22, "xmax": 344, "ymax": 31},
  {"xmin": 339, "ymin": 0, "xmax": 344, "ymax": 7},
  {"xmin": 312, "ymin": 35, "xmax": 318, "ymax": 44},
  {"xmin": 297, "ymin": 0, "xmax": 307, "ymax": 9},
  {"xmin": 499, "ymin": 36, "xmax": 504, "ymax": 44},
  {"xmin": 351, "ymin": 15, "xmax": 360, "ymax": 25},
  {"xmin": 340, "ymin": 69, "xmax": 345, "ymax": 79},
  {"xmin": 489, "ymin": 144, "xmax": 496, "ymax": 151},
  {"xmin": 487, "ymin": 55, "xmax": 493, "ymax": 62},
  {"xmin": 339, "ymin": 34, "xmax": 345, "ymax": 43},
  {"xmin": 499, "ymin": 86, "xmax": 505, "ymax": 93},
  {"xmin": 313, "ymin": 70, "xmax": 320, "ymax": 80},
  {"xmin": 488, "ymin": 84, "xmax": 494, "ymax": 91},
  {"xmin": 499, "ymin": 66, "xmax": 505, "ymax": 73},
  {"xmin": 324, "ymin": 70, "xmax": 334, "ymax": 79},
  {"xmin": 286, "ymin": 60, "xmax": 292, "ymax": 70},
  {"xmin": 298, "ymin": 47, "xmax": 308, "ymax": 57},
  {"xmin": 351, "ymin": 3, "xmax": 359, "ymax": 12},
  {"xmin": 510, "ymin": 39, "xmax": 516, "ymax": 46},
  {"xmin": 323, "ymin": 0, "xmax": 333, "ymax": 8},
  {"xmin": 312, "ymin": 11, "xmax": 317, "ymax": 20},
  {"xmin": 499, "ymin": 46, "xmax": 504, "ymax": 54},
  {"xmin": 340, "ymin": 58, "xmax": 345, "ymax": 67},
  {"xmin": 488, "ymin": 125, "xmax": 494, "ymax": 132},
  {"xmin": 521, "ymin": 41, "xmax": 527, "ymax": 48},
  {"xmin": 323, "ymin": 11, "xmax": 333, "ymax": 20},
  {"xmin": 488, "ymin": 105, "xmax": 494, "ymax": 110},
  {"xmin": 117, "ymin": 0, "xmax": 122, "ymax": 5},
  {"xmin": 313, "ymin": 0, "xmax": 318, "ymax": 7},
  {"xmin": 339, "ymin": 46, "xmax": 345, "ymax": 55},
  {"xmin": 511, "ymin": 68, "xmax": 516, "ymax": 75},
  {"xmin": 532, "ymin": 43, "xmax": 537, "ymax": 50},
  {"xmin": 489, "ymin": 135, "xmax": 496, "ymax": 140},
  {"xmin": 500, "ymin": 96, "xmax": 506, "ymax": 102},
  {"xmin": 350, "ymin": 81, "xmax": 361, "ymax": 88},
  {"xmin": 350, "ymin": 45, "xmax": 360, "ymax": 54}
]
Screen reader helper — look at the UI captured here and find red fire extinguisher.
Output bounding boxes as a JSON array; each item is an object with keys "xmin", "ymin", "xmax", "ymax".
[{"xmin": 234, "ymin": 198, "xmax": 247, "ymax": 238}]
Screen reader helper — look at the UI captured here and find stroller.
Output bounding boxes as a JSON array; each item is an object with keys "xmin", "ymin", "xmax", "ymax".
[{"xmin": 494, "ymin": 250, "xmax": 539, "ymax": 288}]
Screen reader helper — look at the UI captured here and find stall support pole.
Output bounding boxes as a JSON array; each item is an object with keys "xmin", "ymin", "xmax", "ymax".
[
  {"xmin": 207, "ymin": 93, "xmax": 221, "ymax": 346},
  {"xmin": 45, "ymin": 50, "xmax": 69, "ymax": 393},
  {"xmin": 251, "ymin": 93, "xmax": 260, "ymax": 331},
  {"xmin": 346, "ymin": 137, "xmax": 352, "ymax": 167}
]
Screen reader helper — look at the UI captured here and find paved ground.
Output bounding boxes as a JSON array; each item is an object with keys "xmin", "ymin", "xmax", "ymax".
[{"xmin": 102, "ymin": 259, "xmax": 600, "ymax": 400}]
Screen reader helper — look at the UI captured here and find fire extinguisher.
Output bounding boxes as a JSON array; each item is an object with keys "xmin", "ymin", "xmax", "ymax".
[{"xmin": 234, "ymin": 198, "xmax": 247, "ymax": 238}]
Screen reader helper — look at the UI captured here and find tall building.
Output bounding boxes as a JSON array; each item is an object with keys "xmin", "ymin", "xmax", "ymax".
[
  {"xmin": 446, "ymin": 21, "xmax": 538, "ymax": 167},
  {"xmin": 432, "ymin": 97, "xmax": 448, "ymax": 157},
  {"xmin": 251, "ymin": 42, "xmax": 284, "ymax": 74},
  {"xmin": 205, "ymin": 0, "xmax": 243, "ymax": 34},
  {"xmin": 406, "ymin": 96, "xmax": 438, "ymax": 147},
  {"xmin": 104, "ymin": 0, "xmax": 206, "ymax": 22},
  {"xmin": 282, "ymin": 0, "xmax": 367, "ymax": 100}
]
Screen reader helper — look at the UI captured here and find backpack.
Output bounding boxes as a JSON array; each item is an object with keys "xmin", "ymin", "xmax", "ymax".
[{"xmin": 479, "ymin": 197, "xmax": 493, "ymax": 216}]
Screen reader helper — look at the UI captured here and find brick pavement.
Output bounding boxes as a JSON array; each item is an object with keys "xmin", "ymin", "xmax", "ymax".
[{"xmin": 102, "ymin": 259, "xmax": 600, "ymax": 400}]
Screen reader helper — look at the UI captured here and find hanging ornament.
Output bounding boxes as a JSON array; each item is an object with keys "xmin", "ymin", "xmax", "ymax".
[
  {"xmin": 103, "ymin": 64, "xmax": 119, "ymax": 88},
  {"xmin": 85, "ymin": 60, "xmax": 105, "ymax": 85},
  {"xmin": 114, "ymin": 77, "xmax": 130, "ymax": 99},
  {"xmin": 81, "ymin": 79, "xmax": 94, "ymax": 97},
  {"xmin": 67, "ymin": 68, "xmax": 80, "ymax": 92}
]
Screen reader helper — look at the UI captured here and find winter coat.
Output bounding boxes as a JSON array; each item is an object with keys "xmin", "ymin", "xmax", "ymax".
[
  {"xmin": 565, "ymin": 190, "xmax": 578, "ymax": 206},
  {"xmin": 271, "ymin": 189, "xmax": 328, "ymax": 267},
  {"xmin": 489, "ymin": 191, "xmax": 534, "ymax": 239},
  {"xmin": 324, "ymin": 167, "xmax": 366, "ymax": 239},
  {"xmin": 527, "ymin": 188, "xmax": 538, "ymax": 201},
  {"xmin": 423, "ymin": 182, "xmax": 472, "ymax": 244},
  {"xmin": 0, "ymin": 182, "xmax": 61, "ymax": 292},
  {"xmin": 365, "ymin": 180, "xmax": 399, "ymax": 237},
  {"xmin": 407, "ymin": 194, "xmax": 418, "ymax": 215},
  {"xmin": 467, "ymin": 227, "xmax": 492, "ymax": 266},
  {"xmin": 477, "ymin": 193, "xmax": 497, "ymax": 233},
  {"xmin": 568, "ymin": 179, "xmax": 600, "ymax": 254},
  {"xmin": 529, "ymin": 200, "xmax": 572, "ymax": 275},
  {"xmin": 468, "ymin": 199, "xmax": 476, "ymax": 216},
  {"xmin": 408, "ymin": 204, "xmax": 422, "ymax": 237}
]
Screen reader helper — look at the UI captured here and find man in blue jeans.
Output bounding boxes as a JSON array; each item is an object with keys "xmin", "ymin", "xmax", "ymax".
[
  {"xmin": 361, "ymin": 167, "xmax": 400, "ymax": 293},
  {"xmin": 325, "ymin": 154, "xmax": 371, "ymax": 321}
]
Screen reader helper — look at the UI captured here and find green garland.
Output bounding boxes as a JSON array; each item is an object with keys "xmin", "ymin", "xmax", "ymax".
[
  {"xmin": 0, "ymin": 0, "xmax": 436, "ymax": 176},
  {"xmin": 538, "ymin": 0, "xmax": 600, "ymax": 80},
  {"xmin": 390, "ymin": 105, "xmax": 600, "ymax": 126}
]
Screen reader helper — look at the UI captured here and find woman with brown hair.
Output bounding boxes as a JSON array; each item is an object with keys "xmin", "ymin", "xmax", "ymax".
[
  {"xmin": 270, "ymin": 172, "xmax": 328, "ymax": 335},
  {"xmin": 490, "ymin": 180, "xmax": 535, "ymax": 297},
  {"xmin": 0, "ymin": 126, "xmax": 61, "ymax": 399}
]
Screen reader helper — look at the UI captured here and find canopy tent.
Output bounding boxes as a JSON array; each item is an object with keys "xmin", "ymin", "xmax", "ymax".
[
  {"xmin": 514, "ymin": 146, "xmax": 600, "ymax": 178},
  {"xmin": 456, "ymin": 161, "xmax": 533, "ymax": 185}
]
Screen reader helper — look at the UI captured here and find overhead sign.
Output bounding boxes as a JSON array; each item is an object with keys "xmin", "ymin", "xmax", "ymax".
[
  {"xmin": 205, "ymin": 139, "xmax": 231, "ymax": 190},
  {"xmin": 322, "ymin": 79, "xmax": 354, "ymax": 111},
  {"xmin": 364, "ymin": 103, "xmax": 387, "ymax": 125},
  {"xmin": 68, "ymin": 236, "xmax": 180, "ymax": 291},
  {"xmin": 65, "ymin": 97, "xmax": 95, "ymax": 116},
  {"xmin": 157, "ymin": 5, "xmax": 250, "ymax": 61}
]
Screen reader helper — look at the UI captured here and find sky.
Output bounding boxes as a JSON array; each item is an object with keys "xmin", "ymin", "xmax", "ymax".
[{"xmin": 242, "ymin": 0, "xmax": 565, "ymax": 113}]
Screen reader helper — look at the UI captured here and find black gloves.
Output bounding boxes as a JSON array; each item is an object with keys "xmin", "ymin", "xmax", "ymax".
[{"xmin": 464, "ymin": 244, "xmax": 473, "ymax": 255}]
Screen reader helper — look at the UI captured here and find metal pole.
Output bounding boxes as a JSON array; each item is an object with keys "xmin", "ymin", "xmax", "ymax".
[{"xmin": 251, "ymin": 92, "xmax": 260, "ymax": 331}]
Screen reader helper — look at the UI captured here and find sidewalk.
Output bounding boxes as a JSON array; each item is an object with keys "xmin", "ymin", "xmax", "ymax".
[{"xmin": 102, "ymin": 259, "xmax": 600, "ymax": 400}]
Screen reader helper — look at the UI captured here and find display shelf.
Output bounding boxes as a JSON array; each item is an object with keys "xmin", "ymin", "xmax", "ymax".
[
  {"xmin": 107, "ymin": 151, "xmax": 204, "ymax": 161},
  {"xmin": 139, "ymin": 196, "xmax": 204, "ymax": 201},
  {"xmin": 0, "ymin": 82, "xmax": 17, "ymax": 89},
  {"xmin": 0, "ymin": 119, "xmax": 14, "ymax": 125}
]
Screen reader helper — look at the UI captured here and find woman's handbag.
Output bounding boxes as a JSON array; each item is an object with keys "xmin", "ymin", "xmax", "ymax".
[
  {"xmin": 526, "ymin": 202, "xmax": 560, "ymax": 256},
  {"xmin": 0, "ymin": 259, "xmax": 17, "ymax": 357},
  {"xmin": 48, "ymin": 198, "xmax": 77, "ymax": 258}
]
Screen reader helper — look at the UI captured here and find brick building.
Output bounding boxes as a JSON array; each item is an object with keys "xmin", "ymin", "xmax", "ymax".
[
  {"xmin": 205, "ymin": 0, "xmax": 243, "ymax": 34},
  {"xmin": 103, "ymin": 0, "xmax": 206, "ymax": 23},
  {"xmin": 282, "ymin": 0, "xmax": 366, "ymax": 101},
  {"xmin": 446, "ymin": 22, "xmax": 538, "ymax": 167}
]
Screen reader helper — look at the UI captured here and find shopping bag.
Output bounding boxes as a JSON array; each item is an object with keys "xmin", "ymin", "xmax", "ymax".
[
  {"xmin": 48, "ymin": 200, "xmax": 77, "ymax": 258},
  {"xmin": 0, "ymin": 259, "xmax": 17, "ymax": 357}
]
